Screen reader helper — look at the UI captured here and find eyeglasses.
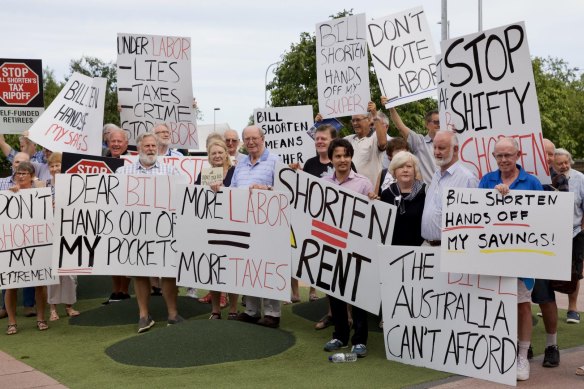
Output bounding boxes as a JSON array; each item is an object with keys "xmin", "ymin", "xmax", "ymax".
[
  {"xmin": 493, "ymin": 153, "xmax": 517, "ymax": 160},
  {"xmin": 243, "ymin": 137, "xmax": 262, "ymax": 143},
  {"xmin": 429, "ymin": 120, "xmax": 440, "ymax": 125},
  {"xmin": 15, "ymin": 172, "xmax": 31, "ymax": 176},
  {"xmin": 225, "ymin": 139, "xmax": 239, "ymax": 143}
]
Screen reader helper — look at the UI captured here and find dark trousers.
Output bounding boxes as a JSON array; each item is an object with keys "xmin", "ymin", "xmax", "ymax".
[{"xmin": 328, "ymin": 295, "xmax": 368, "ymax": 346}]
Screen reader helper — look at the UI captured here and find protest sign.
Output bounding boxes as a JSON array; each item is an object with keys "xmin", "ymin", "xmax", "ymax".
[
  {"xmin": 200, "ymin": 167, "xmax": 223, "ymax": 185},
  {"xmin": 0, "ymin": 59, "xmax": 44, "ymax": 134},
  {"xmin": 440, "ymin": 188, "xmax": 573, "ymax": 280},
  {"xmin": 275, "ymin": 166, "xmax": 396, "ymax": 313},
  {"xmin": 316, "ymin": 13, "xmax": 370, "ymax": 119},
  {"xmin": 175, "ymin": 186, "xmax": 291, "ymax": 300},
  {"xmin": 122, "ymin": 155, "xmax": 209, "ymax": 184},
  {"xmin": 0, "ymin": 188, "xmax": 57, "ymax": 289},
  {"xmin": 27, "ymin": 72, "xmax": 105, "ymax": 155},
  {"xmin": 367, "ymin": 7, "xmax": 437, "ymax": 107},
  {"xmin": 254, "ymin": 105, "xmax": 315, "ymax": 164},
  {"xmin": 439, "ymin": 22, "xmax": 549, "ymax": 183},
  {"xmin": 62, "ymin": 152, "xmax": 125, "ymax": 174},
  {"xmin": 379, "ymin": 245, "xmax": 517, "ymax": 386},
  {"xmin": 117, "ymin": 33, "xmax": 198, "ymax": 149},
  {"xmin": 53, "ymin": 173, "xmax": 186, "ymax": 277}
]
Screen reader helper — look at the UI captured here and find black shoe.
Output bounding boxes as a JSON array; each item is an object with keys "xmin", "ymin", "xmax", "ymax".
[
  {"xmin": 542, "ymin": 345, "xmax": 560, "ymax": 367},
  {"xmin": 237, "ymin": 312, "xmax": 260, "ymax": 324},
  {"xmin": 257, "ymin": 315, "xmax": 280, "ymax": 328},
  {"xmin": 527, "ymin": 345, "xmax": 533, "ymax": 360},
  {"xmin": 119, "ymin": 293, "xmax": 131, "ymax": 300}
]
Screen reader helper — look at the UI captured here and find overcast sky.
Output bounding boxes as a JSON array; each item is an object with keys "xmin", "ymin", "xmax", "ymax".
[{"xmin": 2, "ymin": 0, "xmax": 582, "ymax": 135}]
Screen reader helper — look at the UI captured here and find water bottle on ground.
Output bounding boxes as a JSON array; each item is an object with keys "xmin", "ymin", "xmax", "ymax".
[{"xmin": 329, "ymin": 352, "xmax": 358, "ymax": 362}]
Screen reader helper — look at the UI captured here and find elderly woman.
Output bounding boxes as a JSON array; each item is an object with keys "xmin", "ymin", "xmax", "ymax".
[
  {"xmin": 45, "ymin": 152, "xmax": 80, "ymax": 321},
  {"xmin": 380, "ymin": 151, "xmax": 426, "ymax": 246},
  {"xmin": 194, "ymin": 139, "xmax": 238, "ymax": 319},
  {"xmin": 5, "ymin": 161, "xmax": 49, "ymax": 334}
]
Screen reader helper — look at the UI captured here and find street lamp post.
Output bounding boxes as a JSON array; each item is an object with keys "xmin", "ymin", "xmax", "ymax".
[
  {"xmin": 213, "ymin": 107, "xmax": 220, "ymax": 131},
  {"xmin": 265, "ymin": 61, "xmax": 281, "ymax": 107}
]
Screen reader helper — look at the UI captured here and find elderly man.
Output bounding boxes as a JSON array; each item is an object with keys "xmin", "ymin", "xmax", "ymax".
[
  {"xmin": 102, "ymin": 123, "xmax": 119, "ymax": 156},
  {"xmin": 223, "ymin": 128, "xmax": 241, "ymax": 162},
  {"xmin": 554, "ymin": 148, "xmax": 584, "ymax": 325},
  {"xmin": 0, "ymin": 134, "xmax": 51, "ymax": 181},
  {"xmin": 105, "ymin": 128, "xmax": 129, "ymax": 158},
  {"xmin": 116, "ymin": 132, "xmax": 183, "ymax": 333},
  {"xmin": 154, "ymin": 123, "xmax": 183, "ymax": 156},
  {"xmin": 218, "ymin": 125, "xmax": 281, "ymax": 328},
  {"xmin": 478, "ymin": 137, "xmax": 543, "ymax": 381},
  {"xmin": 421, "ymin": 131, "xmax": 478, "ymax": 246}
]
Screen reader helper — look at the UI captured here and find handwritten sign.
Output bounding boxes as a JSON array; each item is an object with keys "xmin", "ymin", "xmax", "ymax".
[
  {"xmin": 28, "ymin": 72, "xmax": 105, "ymax": 155},
  {"xmin": 316, "ymin": 13, "xmax": 370, "ymax": 119},
  {"xmin": 200, "ymin": 167, "xmax": 223, "ymax": 185},
  {"xmin": 117, "ymin": 33, "xmax": 198, "ymax": 149},
  {"xmin": 62, "ymin": 152, "xmax": 125, "ymax": 174},
  {"xmin": 367, "ymin": 7, "xmax": 437, "ymax": 107},
  {"xmin": 175, "ymin": 186, "xmax": 291, "ymax": 300},
  {"xmin": 123, "ymin": 155, "xmax": 209, "ymax": 185},
  {"xmin": 440, "ymin": 188, "xmax": 573, "ymax": 280},
  {"xmin": 254, "ymin": 105, "xmax": 315, "ymax": 164},
  {"xmin": 0, "ymin": 188, "xmax": 57, "ymax": 289},
  {"xmin": 275, "ymin": 166, "xmax": 395, "ymax": 313},
  {"xmin": 0, "ymin": 58, "xmax": 44, "ymax": 134},
  {"xmin": 53, "ymin": 174, "xmax": 186, "ymax": 277},
  {"xmin": 379, "ymin": 245, "xmax": 517, "ymax": 386},
  {"xmin": 439, "ymin": 22, "xmax": 549, "ymax": 184}
]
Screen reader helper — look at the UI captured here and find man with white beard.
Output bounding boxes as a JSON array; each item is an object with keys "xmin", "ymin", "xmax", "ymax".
[
  {"xmin": 420, "ymin": 131, "xmax": 478, "ymax": 246},
  {"xmin": 115, "ymin": 132, "xmax": 184, "ymax": 333},
  {"xmin": 154, "ymin": 123, "xmax": 183, "ymax": 156}
]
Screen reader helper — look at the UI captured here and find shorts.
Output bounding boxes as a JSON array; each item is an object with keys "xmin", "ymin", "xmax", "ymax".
[
  {"xmin": 531, "ymin": 279, "xmax": 555, "ymax": 304},
  {"xmin": 573, "ymin": 231, "xmax": 584, "ymax": 279},
  {"xmin": 517, "ymin": 279, "xmax": 532, "ymax": 304}
]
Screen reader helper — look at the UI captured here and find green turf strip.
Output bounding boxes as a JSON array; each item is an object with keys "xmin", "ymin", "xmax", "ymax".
[
  {"xmin": 105, "ymin": 320, "xmax": 295, "ymax": 368},
  {"xmin": 69, "ymin": 296, "xmax": 209, "ymax": 326},
  {"xmin": 76, "ymin": 276, "xmax": 135, "ymax": 300}
]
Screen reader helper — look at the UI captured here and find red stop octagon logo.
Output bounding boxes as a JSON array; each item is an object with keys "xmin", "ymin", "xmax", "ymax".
[
  {"xmin": 66, "ymin": 160, "xmax": 114, "ymax": 174},
  {"xmin": 0, "ymin": 62, "xmax": 40, "ymax": 105}
]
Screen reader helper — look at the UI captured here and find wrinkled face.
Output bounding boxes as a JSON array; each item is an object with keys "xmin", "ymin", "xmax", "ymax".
[
  {"xmin": 209, "ymin": 145, "xmax": 226, "ymax": 168},
  {"xmin": 433, "ymin": 135, "xmax": 454, "ymax": 168},
  {"xmin": 242, "ymin": 127, "xmax": 265, "ymax": 157},
  {"xmin": 314, "ymin": 131, "xmax": 333, "ymax": 155},
  {"xmin": 138, "ymin": 136, "xmax": 158, "ymax": 166},
  {"xmin": 394, "ymin": 161, "xmax": 415, "ymax": 185},
  {"xmin": 351, "ymin": 115, "xmax": 369, "ymax": 138},
  {"xmin": 14, "ymin": 169, "xmax": 34, "ymax": 188},
  {"xmin": 426, "ymin": 113, "xmax": 440, "ymax": 138},
  {"xmin": 154, "ymin": 125, "xmax": 171, "ymax": 147},
  {"xmin": 49, "ymin": 162, "xmax": 61, "ymax": 178},
  {"xmin": 544, "ymin": 141, "xmax": 555, "ymax": 167},
  {"xmin": 12, "ymin": 154, "xmax": 29, "ymax": 171},
  {"xmin": 108, "ymin": 131, "xmax": 129, "ymax": 158},
  {"xmin": 493, "ymin": 141, "xmax": 520, "ymax": 175},
  {"xmin": 331, "ymin": 146, "xmax": 352, "ymax": 176},
  {"xmin": 554, "ymin": 154, "xmax": 571, "ymax": 175},
  {"xmin": 19, "ymin": 138, "xmax": 36, "ymax": 155},
  {"xmin": 224, "ymin": 131, "xmax": 240, "ymax": 156}
]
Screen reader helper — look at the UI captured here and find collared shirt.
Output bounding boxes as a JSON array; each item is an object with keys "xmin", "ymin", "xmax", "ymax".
[
  {"xmin": 115, "ymin": 160, "xmax": 179, "ymax": 176},
  {"xmin": 344, "ymin": 131, "xmax": 384, "ymax": 186},
  {"xmin": 421, "ymin": 161, "xmax": 479, "ymax": 241},
  {"xmin": 230, "ymin": 148, "xmax": 279, "ymax": 188},
  {"xmin": 165, "ymin": 148, "xmax": 184, "ymax": 157},
  {"xmin": 566, "ymin": 168, "xmax": 584, "ymax": 237},
  {"xmin": 479, "ymin": 164, "xmax": 543, "ymax": 191},
  {"xmin": 8, "ymin": 148, "xmax": 51, "ymax": 181},
  {"xmin": 0, "ymin": 175, "xmax": 15, "ymax": 191},
  {"xmin": 407, "ymin": 132, "xmax": 436, "ymax": 186},
  {"xmin": 322, "ymin": 170, "xmax": 373, "ymax": 197}
]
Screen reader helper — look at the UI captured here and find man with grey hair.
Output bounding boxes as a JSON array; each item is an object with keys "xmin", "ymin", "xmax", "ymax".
[
  {"xmin": 105, "ymin": 128, "xmax": 129, "ymax": 159},
  {"xmin": 554, "ymin": 148, "xmax": 584, "ymax": 325},
  {"xmin": 223, "ymin": 128, "xmax": 241, "ymax": 162},
  {"xmin": 479, "ymin": 136, "xmax": 543, "ymax": 381},
  {"xmin": 102, "ymin": 123, "xmax": 120, "ymax": 156},
  {"xmin": 116, "ymin": 132, "xmax": 183, "ymax": 333},
  {"xmin": 0, "ymin": 134, "xmax": 51, "ymax": 181},
  {"xmin": 154, "ymin": 123, "xmax": 183, "ymax": 157}
]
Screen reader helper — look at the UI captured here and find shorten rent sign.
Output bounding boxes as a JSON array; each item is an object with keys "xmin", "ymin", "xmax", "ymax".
[
  {"xmin": 0, "ymin": 188, "xmax": 57, "ymax": 289},
  {"xmin": 253, "ymin": 105, "xmax": 316, "ymax": 165},
  {"xmin": 275, "ymin": 166, "xmax": 396, "ymax": 313},
  {"xmin": 0, "ymin": 59, "xmax": 44, "ymax": 133},
  {"xmin": 117, "ymin": 33, "xmax": 198, "ymax": 149},
  {"xmin": 439, "ymin": 22, "xmax": 549, "ymax": 184},
  {"xmin": 316, "ymin": 13, "xmax": 370, "ymax": 119},
  {"xmin": 367, "ymin": 7, "xmax": 437, "ymax": 107},
  {"xmin": 440, "ymin": 188, "xmax": 573, "ymax": 280},
  {"xmin": 53, "ymin": 173, "xmax": 186, "ymax": 277},
  {"xmin": 175, "ymin": 186, "xmax": 291, "ymax": 300},
  {"xmin": 28, "ymin": 72, "xmax": 106, "ymax": 155},
  {"xmin": 379, "ymin": 246, "xmax": 517, "ymax": 386}
]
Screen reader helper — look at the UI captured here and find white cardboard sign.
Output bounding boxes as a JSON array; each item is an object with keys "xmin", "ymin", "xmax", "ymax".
[{"xmin": 122, "ymin": 155, "xmax": 209, "ymax": 185}]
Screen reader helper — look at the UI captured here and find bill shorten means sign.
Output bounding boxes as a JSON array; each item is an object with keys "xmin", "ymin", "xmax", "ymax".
[
  {"xmin": 27, "ymin": 72, "xmax": 106, "ymax": 155},
  {"xmin": 117, "ymin": 33, "xmax": 198, "ymax": 149},
  {"xmin": 0, "ymin": 59, "xmax": 44, "ymax": 134}
]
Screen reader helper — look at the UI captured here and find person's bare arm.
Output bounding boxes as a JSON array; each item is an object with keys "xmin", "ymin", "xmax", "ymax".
[
  {"xmin": 368, "ymin": 101, "xmax": 387, "ymax": 151},
  {"xmin": 381, "ymin": 96, "xmax": 411, "ymax": 141},
  {"xmin": 0, "ymin": 134, "xmax": 14, "ymax": 157}
]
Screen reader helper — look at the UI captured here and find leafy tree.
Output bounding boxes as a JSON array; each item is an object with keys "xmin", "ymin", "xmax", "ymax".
[{"xmin": 43, "ymin": 67, "xmax": 64, "ymax": 107}]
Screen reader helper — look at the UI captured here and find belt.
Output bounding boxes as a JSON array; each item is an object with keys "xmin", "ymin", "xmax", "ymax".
[{"xmin": 427, "ymin": 240, "xmax": 441, "ymax": 246}]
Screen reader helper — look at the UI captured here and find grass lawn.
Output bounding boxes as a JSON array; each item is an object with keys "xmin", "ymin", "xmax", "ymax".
[{"xmin": 0, "ymin": 285, "xmax": 582, "ymax": 389}]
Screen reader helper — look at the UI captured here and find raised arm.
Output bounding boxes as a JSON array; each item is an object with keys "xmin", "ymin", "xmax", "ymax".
[{"xmin": 381, "ymin": 96, "xmax": 411, "ymax": 140}]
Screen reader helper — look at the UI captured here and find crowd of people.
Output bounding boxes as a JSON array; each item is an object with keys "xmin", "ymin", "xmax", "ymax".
[{"xmin": 1, "ymin": 98, "xmax": 583, "ymax": 382}]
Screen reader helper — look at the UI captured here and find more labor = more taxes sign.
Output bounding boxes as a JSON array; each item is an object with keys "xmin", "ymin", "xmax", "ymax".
[
  {"xmin": 174, "ymin": 186, "xmax": 291, "ymax": 300},
  {"xmin": 0, "ymin": 59, "xmax": 44, "ymax": 134}
]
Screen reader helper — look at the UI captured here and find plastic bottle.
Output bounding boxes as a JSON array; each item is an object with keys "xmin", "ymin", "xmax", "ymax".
[{"xmin": 328, "ymin": 352, "xmax": 358, "ymax": 362}]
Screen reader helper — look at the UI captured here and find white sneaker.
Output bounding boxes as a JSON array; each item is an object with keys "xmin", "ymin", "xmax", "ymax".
[
  {"xmin": 517, "ymin": 354, "xmax": 530, "ymax": 381},
  {"xmin": 186, "ymin": 288, "xmax": 198, "ymax": 298}
]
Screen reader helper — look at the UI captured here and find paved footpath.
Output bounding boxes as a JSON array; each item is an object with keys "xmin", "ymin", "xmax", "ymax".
[{"xmin": 0, "ymin": 350, "xmax": 67, "ymax": 389}]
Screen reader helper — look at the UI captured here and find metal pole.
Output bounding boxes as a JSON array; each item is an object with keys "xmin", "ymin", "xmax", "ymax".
[
  {"xmin": 264, "ymin": 61, "xmax": 281, "ymax": 107},
  {"xmin": 478, "ymin": 0, "xmax": 483, "ymax": 31},
  {"xmin": 213, "ymin": 108, "xmax": 220, "ymax": 131},
  {"xmin": 441, "ymin": 0, "xmax": 448, "ymax": 40}
]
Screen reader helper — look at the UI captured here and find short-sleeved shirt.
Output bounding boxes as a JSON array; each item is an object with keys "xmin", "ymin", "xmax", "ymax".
[
  {"xmin": 344, "ymin": 131, "xmax": 384, "ymax": 186},
  {"xmin": 322, "ymin": 170, "xmax": 373, "ymax": 197},
  {"xmin": 116, "ymin": 160, "xmax": 179, "ymax": 176},
  {"xmin": 230, "ymin": 148, "xmax": 279, "ymax": 188},
  {"xmin": 407, "ymin": 132, "xmax": 436, "ymax": 186},
  {"xmin": 0, "ymin": 176, "xmax": 15, "ymax": 191},
  {"xmin": 565, "ymin": 169, "xmax": 584, "ymax": 237},
  {"xmin": 421, "ymin": 161, "xmax": 479, "ymax": 241}
]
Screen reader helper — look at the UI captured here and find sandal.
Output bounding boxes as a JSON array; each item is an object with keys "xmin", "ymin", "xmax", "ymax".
[
  {"xmin": 227, "ymin": 312, "xmax": 238, "ymax": 320},
  {"xmin": 309, "ymin": 293, "xmax": 319, "ymax": 302},
  {"xmin": 314, "ymin": 315, "xmax": 332, "ymax": 330},
  {"xmin": 66, "ymin": 307, "xmax": 80, "ymax": 317},
  {"xmin": 37, "ymin": 320, "xmax": 49, "ymax": 331},
  {"xmin": 198, "ymin": 292, "xmax": 212, "ymax": 304},
  {"xmin": 6, "ymin": 323, "xmax": 17, "ymax": 335},
  {"xmin": 219, "ymin": 295, "xmax": 228, "ymax": 309},
  {"xmin": 577, "ymin": 365, "xmax": 584, "ymax": 376},
  {"xmin": 208, "ymin": 312, "xmax": 221, "ymax": 320},
  {"xmin": 49, "ymin": 310, "xmax": 59, "ymax": 321}
]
